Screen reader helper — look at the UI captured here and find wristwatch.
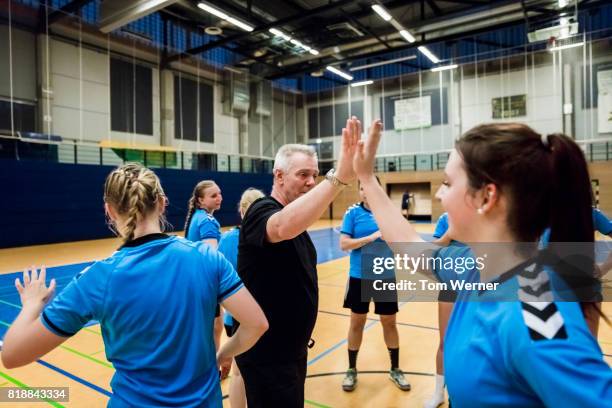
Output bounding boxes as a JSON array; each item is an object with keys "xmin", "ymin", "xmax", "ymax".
[{"xmin": 325, "ymin": 168, "xmax": 349, "ymax": 188}]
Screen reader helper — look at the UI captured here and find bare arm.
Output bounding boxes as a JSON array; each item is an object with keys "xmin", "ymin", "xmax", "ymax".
[
  {"xmin": 266, "ymin": 181, "xmax": 345, "ymax": 243},
  {"xmin": 217, "ymin": 287, "xmax": 268, "ymax": 372},
  {"xmin": 2, "ymin": 267, "xmax": 65, "ymax": 369},
  {"xmin": 353, "ymin": 121, "xmax": 424, "ymax": 244},
  {"xmin": 266, "ymin": 117, "xmax": 361, "ymax": 243},
  {"xmin": 340, "ymin": 231, "xmax": 381, "ymax": 251}
]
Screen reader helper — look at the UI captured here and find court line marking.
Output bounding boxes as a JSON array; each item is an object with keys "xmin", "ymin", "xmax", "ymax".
[
  {"xmin": 306, "ymin": 370, "xmax": 434, "ymax": 378},
  {"xmin": 36, "ymin": 359, "xmax": 112, "ymax": 398},
  {"xmin": 318, "ymin": 309, "xmax": 439, "ymax": 331},
  {"xmin": 0, "ymin": 370, "xmax": 66, "ymax": 407}
]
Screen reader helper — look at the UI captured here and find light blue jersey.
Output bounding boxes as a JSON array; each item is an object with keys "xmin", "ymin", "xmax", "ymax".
[
  {"xmin": 433, "ymin": 212, "xmax": 449, "ymax": 239},
  {"xmin": 218, "ymin": 227, "xmax": 240, "ymax": 326},
  {"xmin": 42, "ymin": 234, "xmax": 243, "ymax": 407},
  {"xmin": 187, "ymin": 209, "xmax": 221, "ymax": 242},
  {"xmin": 431, "ymin": 246, "xmax": 611, "ymax": 407},
  {"xmin": 341, "ymin": 202, "xmax": 387, "ymax": 279}
]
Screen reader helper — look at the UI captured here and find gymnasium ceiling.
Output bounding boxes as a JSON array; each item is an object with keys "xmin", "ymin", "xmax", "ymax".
[
  {"xmin": 152, "ymin": 0, "xmax": 604, "ymax": 79},
  {"xmin": 4, "ymin": 0, "xmax": 610, "ymax": 84}
]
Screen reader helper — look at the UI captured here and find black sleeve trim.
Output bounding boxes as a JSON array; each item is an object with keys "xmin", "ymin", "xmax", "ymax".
[
  {"xmin": 42, "ymin": 311, "xmax": 77, "ymax": 337},
  {"xmin": 218, "ymin": 281, "xmax": 244, "ymax": 301}
]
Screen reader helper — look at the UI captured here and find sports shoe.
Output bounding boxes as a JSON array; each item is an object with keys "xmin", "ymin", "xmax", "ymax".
[
  {"xmin": 342, "ymin": 368, "xmax": 358, "ymax": 391},
  {"xmin": 389, "ymin": 368, "xmax": 411, "ymax": 391}
]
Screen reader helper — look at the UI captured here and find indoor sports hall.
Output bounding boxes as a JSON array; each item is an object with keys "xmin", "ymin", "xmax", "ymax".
[{"xmin": 0, "ymin": 1, "xmax": 611, "ymax": 407}]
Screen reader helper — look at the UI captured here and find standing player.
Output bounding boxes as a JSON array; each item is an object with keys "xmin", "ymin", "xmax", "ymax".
[
  {"xmin": 2, "ymin": 163, "xmax": 268, "ymax": 407},
  {"xmin": 339, "ymin": 176, "xmax": 410, "ymax": 392},
  {"xmin": 353, "ymin": 120, "xmax": 612, "ymax": 407},
  {"xmin": 185, "ymin": 180, "xmax": 224, "ymax": 351}
]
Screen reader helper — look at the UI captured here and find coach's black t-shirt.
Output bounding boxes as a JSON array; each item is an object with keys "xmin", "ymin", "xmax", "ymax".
[{"xmin": 236, "ymin": 196, "xmax": 318, "ymax": 364}]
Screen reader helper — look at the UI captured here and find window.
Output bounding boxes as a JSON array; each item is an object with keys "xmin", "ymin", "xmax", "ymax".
[
  {"xmin": 174, "ymin": 75, "xmax": 214, "ymax": 143},
  {"xmin": 0, "ymin": 99, "xmax": 36, "ymax": 134},
  {"xmin": 110, "ymin": 58, "xmax": 153, "ymax": 135}
]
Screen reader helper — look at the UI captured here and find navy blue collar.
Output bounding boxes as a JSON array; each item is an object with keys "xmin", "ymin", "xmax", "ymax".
[{"xmin": 120, "ymin": 233, "xmax": 169, "ymax": 249}]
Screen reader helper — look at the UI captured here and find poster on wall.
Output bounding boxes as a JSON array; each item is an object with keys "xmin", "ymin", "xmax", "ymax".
[
  {"xmin": 491, "ymin": 95, "xmax": 527, "ymax": 119},
  {"xmin": 597, "ymin": 70, "xmax": 612, "ymax": 133},
  {"xmin": 393, "ymin": 95, "xmax": 431, "ymax": 130}
]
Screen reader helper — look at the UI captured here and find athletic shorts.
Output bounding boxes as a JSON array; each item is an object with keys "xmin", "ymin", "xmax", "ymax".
[{"xmin": 343, "ymin": 277, "xmax": 399, "ymax": 315}]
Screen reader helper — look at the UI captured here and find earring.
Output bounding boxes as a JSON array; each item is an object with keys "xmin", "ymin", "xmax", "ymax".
[{"xmin": 477, "ymin": 208, "xmax": 484, "ymax": 215}]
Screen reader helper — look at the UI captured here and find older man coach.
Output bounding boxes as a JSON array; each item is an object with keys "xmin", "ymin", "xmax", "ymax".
[{"xmin": 235, "ymin": 117, "xmax": 362, "ymax": 407}]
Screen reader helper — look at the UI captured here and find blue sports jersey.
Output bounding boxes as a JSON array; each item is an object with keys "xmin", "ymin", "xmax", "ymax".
[
  {"xmin": 41, "ymin": 235, "xmax": 243, "ymax": 408},
  {"xmin": 541, "ymin": 207, "xmax": 612, "ymax": 245},
  {"xmin": 593, "ymin": 208, "xmax": 612, "ymax": 235},
  {"xmin": 341, "ymin": 202, "xmax": 387, "ymax": 279},
  {"xmin": 431, "ymin": 246, "xmax": 612, "ymax": 407},
  {"xmin": 218, "ymin": 227, "xmax": 240, "ymax": 326},
  {"xmin": 187, "ymin": 209, "xmax": 221, "ymax": 242},
  {"xmin": 433, "ymin": 212, "xmax": 449, "ymax": 239}
]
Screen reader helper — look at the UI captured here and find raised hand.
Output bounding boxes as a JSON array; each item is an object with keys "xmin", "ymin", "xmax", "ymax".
[
  {"xmin": 15, "ymin": 266, "xmax": 56, "ymax": 308},
  {"xmin": 335, "ymin": 116, "xmax": 362, "ymax": 184},
  {"xmin": 354, "ymin": 120, "xmax": 383, "ymax": 179}
]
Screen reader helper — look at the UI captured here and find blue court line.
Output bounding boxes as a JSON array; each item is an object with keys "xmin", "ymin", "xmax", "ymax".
[
  {"xmin": 307, "ymin": 319, "xmax": 379, "ymax": 367},
  {"xmin": 36, "ymin": 359, "xmax": 112, "ymax": 398},
  {"xmin": 318, "ymin": 309, "xmax": 438, "ymax": 331}
]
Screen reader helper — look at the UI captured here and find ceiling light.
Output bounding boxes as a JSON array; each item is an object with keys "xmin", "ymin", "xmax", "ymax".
[
  {"xmin": 198, "ymin": 3, "xmax": 254, "ymax": 32},
  {"xmin": 399, "ymin": 30, "xmax": 416, "ymax": 43},
  {"xmin": 418, "ymin": 46, "xmax": 440, "ymax": 63},
  {"xmin": 326, "ymin": 66, "xmax": 353, "ymax": 81},
  {"xmin": 372, "ymin": 4, "xmax": 392, "ymax": 21},
  {"xmin": 548, "ymin": 41, "xmax": 584, "ymax": 51},
  {"xmin": 430, "ymin": 64, "xmax": 458, "ymax": 72},
  {"xmin": 309, "ymin": 49, "xmax": 320, "ymax": 55},
  {"xmin": 351, "ymin": 80, "xmax": 374, "ymax": 87}
]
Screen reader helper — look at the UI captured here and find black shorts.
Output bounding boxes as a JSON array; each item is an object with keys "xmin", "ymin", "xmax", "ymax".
[
  {"xmin": 237, "ymin": 356, "xmax": 307, "ymax": 408},
  {"xmin": 343, "ymin": 277, "xmax": 399, "ymax": 315},
  {"xmin": 437, "ymin": 288, "xmax": 457, "ymax": 302},
  {"xmin": 224, "ymin": 323, "xmax": 238, "ymax": 337},
  {"xmin": 215, "ymin": 304, "xmax": 220, "ymax": 318}
]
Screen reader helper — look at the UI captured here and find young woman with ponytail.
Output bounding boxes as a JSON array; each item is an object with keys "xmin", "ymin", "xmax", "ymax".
[
  {"xmin": 2, "ymin": 163, "xmax": 268, "ymax": 407},
  {"xmin": 184, "ymin": 180, "xmax": 225, "ymax": 352},
  {"xmin": 184, "ymin": 180, "xmax": 223, "ymax": 249},
  {"xmin": 350, "ymin": 121, "xmax": 611, "ymax": 407}
]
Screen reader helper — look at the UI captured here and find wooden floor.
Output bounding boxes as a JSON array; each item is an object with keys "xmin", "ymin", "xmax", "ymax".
[{"xmin": 0, "ymin": 221, "xmax": 610, "ymax": 408}]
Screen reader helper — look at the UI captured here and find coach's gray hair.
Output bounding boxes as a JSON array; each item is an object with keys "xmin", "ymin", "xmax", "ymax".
[{"xmin": 273, "ymin": 144, "xmax": 318, "ymax": 173}]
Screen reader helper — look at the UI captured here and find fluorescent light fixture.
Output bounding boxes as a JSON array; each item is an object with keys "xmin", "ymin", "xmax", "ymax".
[
  {"xmin": 372, "ymin": 4, "xmax": 392, "ymax": 21},
  {"xmin": 290, "ymin": 38, "xmax": 305, "ymax": 48},
  {"xmin": 351, "ymin": 80, "xmax": 374, "ymax": 87},
  {"xmin": 390, "ymin": 19, "xmax": 404, "ymax": 31},
  {"xmin": 309, "ymin": 49, "xmax": 320, "ymax": 55},
  {"xmin": 399, "ymin": 30, "xmax": 416, "ymax": 43},
  {"xmin": 548, "ymin": 41, "xmax": 584, "ymax": 51},
  {"xmin": 558, "ymin": 0, "xmax": 569, "ymax": 7},
  {"xmin": 326, "ymin": 66, "xmax": 353, "ymax": 81},
  {"xmin": 418, "ymin": 46, "xmax": 440, "ymax": 63},
  {"xmin": 198, "ymin": 3, "xmax": 254, "ymax": 32},
  {"xmin": 350, "ymin": 55, "xmax": 416, "ymax": 71},
  {"xmin": 269, "ymin": 28, "xmax": 291, "ymax": 41},
  {"xmin": 431, "ymin": 64, "xmax": 458, "ymax": 72}
]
